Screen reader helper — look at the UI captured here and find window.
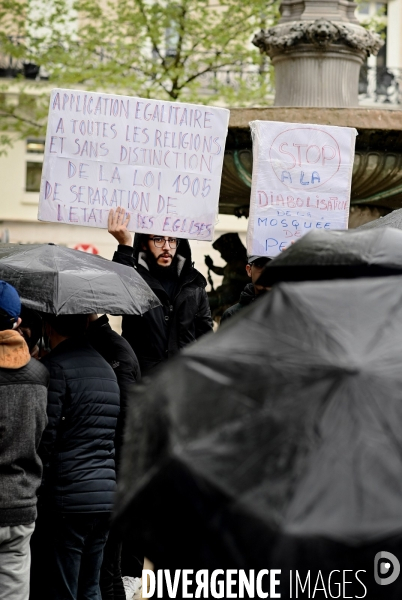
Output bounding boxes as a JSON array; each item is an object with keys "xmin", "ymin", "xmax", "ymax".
[
  {"xmin": 26, "ymin": 162, "xmax": 43, "ymax": 192},
  {"xmin": 26, "ymin": 139, "xmax": 45, "ymax": 154},
  {"xmin": 357, "ymin": 3, "xmax": 370, "ymax": 14},
  {"xmin": 376, "ymin": 2, "xmax": 387, "ymax": 14},
  {"xmin": 25, "ymin": 138, "xmax": 44, "ymax": 195}
]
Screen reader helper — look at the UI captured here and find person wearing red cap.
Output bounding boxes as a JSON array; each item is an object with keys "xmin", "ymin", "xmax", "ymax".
[{"xmin": 0, "ymin": 281, "xmax": 48, "ymax": 600}]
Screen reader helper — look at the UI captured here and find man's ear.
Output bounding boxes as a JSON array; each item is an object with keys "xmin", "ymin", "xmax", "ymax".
[
  {"xmin": 13, "ymin": 317, "xmax": 22, "ymax": 329},
  {"xmin": 245, "ymin": 264, "xmax": 252, "ymax": 279}
]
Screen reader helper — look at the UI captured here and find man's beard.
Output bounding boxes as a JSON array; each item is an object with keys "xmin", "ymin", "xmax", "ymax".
[{"xmin": 146, "ymin": 250, "xmax": 178, "ymax": 280}]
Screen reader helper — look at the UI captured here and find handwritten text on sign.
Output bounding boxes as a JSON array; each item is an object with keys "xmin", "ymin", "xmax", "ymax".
[
  {"xmin": 38, "ymin": 89, "xmax": 230, "ymax": 240},
  {"xmin": 247, "ymin": 121, "xmax": 357, "ymax": 257}
]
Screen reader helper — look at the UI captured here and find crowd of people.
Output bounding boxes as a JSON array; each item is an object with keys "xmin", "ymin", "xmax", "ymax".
[{"xmin": 0, "ymin": 206, "xmax": 271, "ymax": 600}]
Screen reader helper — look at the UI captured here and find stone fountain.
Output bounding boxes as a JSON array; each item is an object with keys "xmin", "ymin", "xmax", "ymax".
[{"xmin": 220, "ymin": 0, "xmax": 402, "ymax": 227}]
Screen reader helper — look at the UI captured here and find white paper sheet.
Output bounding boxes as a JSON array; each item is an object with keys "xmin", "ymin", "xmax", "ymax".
[
  {"xmin": 247, "ymin": 121, "xmax": 357, "ymax": 257},
  {"xmin": 38, "ymin": 89, "xmax": 230, "ymax": 241}
]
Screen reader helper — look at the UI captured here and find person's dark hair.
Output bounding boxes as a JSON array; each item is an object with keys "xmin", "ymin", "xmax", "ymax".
[
  {"xmin": 139, "ymin": 233, "xmax": 152, "ymax": 248},
  {"xmin": 19, "ymin": 306, "xmax": 42, "ymax": 350},
  {"xmin": 43, "ymin": 314, "xmax": 89, "ymax": 337},
  {"xmin": 0, "ymin": 309, "xmax": 16, "ymax": 331}
]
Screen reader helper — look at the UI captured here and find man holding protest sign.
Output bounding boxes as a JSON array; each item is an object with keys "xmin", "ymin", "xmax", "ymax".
[{"xmin": 108, "ymin": 207, "xmax": 213, "ymax": 375}]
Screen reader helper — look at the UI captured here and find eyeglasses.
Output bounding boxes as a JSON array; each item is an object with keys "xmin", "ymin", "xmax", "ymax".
[{"xmin": 149, "ymin": 236, "xmax": 179, "ymax": 249}]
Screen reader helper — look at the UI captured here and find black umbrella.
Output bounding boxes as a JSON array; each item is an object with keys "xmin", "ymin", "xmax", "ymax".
[
  {"xmin": 0, "ymin": 243, "xmax": 160, "ymax": 315},
  {"xmin": 257, "ymin": 227, "xmax": 402, "ymax": 287},
  {"xmin": 115, "ymin": 276, "xmax": 402, "ymax": 598},
  {"xmin": 358, "ymin": 208, "xmax": 402, "ymax": 231}
]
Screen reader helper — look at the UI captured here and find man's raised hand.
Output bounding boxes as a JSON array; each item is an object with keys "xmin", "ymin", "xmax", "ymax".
[{"xmin": 108, "ymin": 208, "xmax": 132, "ymax": 246}]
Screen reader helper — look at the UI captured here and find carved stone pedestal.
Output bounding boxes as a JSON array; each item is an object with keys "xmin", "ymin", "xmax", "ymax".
[{"xmin": 253, "ymin": 1, "xmax": 383, "ymax": 108}]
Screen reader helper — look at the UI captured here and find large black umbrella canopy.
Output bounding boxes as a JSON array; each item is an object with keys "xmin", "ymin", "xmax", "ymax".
[
  {"xmin": 116, "ymin": 276, "xmax": 402, "ymax": 597},
  {"xmin": 0, "ymin": 243, "xmax": 160, "ymax": 315},
  {"xmin": 358, "ymin": 207, "xmax": 402, "ymax": 231},
  {"xmin": 257, "ymin": 227, "xmax": 402, "ymax": 287}
]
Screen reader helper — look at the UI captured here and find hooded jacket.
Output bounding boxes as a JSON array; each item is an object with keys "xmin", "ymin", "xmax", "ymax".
[
  {"xmin": 0, "ymin": 330, "xmax": 49, "ymax": 526},
  {"xmin": 220, "ymin": 282, "xmax": 256, "ymax": 324},
  {"xmin": 113, "ymin": 234, "xmax": 213, "ymax": 375}
]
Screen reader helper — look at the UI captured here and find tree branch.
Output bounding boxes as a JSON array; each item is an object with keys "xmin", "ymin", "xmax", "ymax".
[
  {"xmin": 134, "ymin": 0, "xmax": 169, "ymax": 73},
  {"xmin": 181, "ymin": 59, "xmax": 243, "ymax": 88},
  {"xmin": 0, "ymin": 110, "xmax": 43, "ymax": 129}
]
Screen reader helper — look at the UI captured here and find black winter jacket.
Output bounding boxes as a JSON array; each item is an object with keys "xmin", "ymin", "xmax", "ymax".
[
  {"xmin": 86, "ymin": 315, "xmax": 140, "ymax": 471},
  {"xmin": 220, "ymin": 283, "xmax": 256, "ymax": 324},
  {"xmin": 39, "ymin": 337, "xmax": 120, "ymax": 513},
  {"xmin": 0, "ymin": 334, "xmax": 48, "ymax": 526},
  {"xmin": 113, "ymin": 235, "xmax": 213, "ymax": 375}
]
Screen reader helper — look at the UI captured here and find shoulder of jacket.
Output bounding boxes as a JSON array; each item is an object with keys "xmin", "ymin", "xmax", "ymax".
[
  {"xmin": 48, "ymin": 347, "xmax": 113, "ymax": 370},
  {"xmin": 41, "ymin": 352, "xmax": 62, "ymax": 368},
  {"xmin": 183, "ymin": 267, "xmax": 208, "ymax": 289},
  {"xmin": 26, "ymin": 357, "xmax": 50, "ymax": 381},
  {"xmin": 223, "ymin": 303, "xmax": 241, "ymax": 318},
  {"xmin": 0, "ymin": 357, "xmax": 49, "ymax": 387}
]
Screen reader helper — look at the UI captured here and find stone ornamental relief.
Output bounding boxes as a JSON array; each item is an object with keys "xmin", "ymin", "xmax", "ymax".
[{"xmin": 253, "ymin": 19, "xmax": 383, "ymax": 56}]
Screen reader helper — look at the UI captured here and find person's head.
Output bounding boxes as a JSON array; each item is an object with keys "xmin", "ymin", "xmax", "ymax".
[
  {"xmin": 0, "ymin": 281, "xmax": 21, "ymax": 331},
  {"xmin": 142, "ymin": 235, "xmax": 179, "ymax": 267},
  {"xmin": 42, "ymin": 314, "xmax": 89, "ymax": 349},
  {"xmin": 18, "ymin": 306, "xmax": 42, "ymax": 352},
  {"xmin": 246, "ymin": 256, "xmax": 272, "ymax": 295}
]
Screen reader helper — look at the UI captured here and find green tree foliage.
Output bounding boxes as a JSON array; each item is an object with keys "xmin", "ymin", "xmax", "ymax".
[
  {"xmin": 0, "ymin": 0, "xmax": 279, "ymax": 145},
  {"xmin": 355, "ymin": 0, "xmax": 387, "ymax": 37}
]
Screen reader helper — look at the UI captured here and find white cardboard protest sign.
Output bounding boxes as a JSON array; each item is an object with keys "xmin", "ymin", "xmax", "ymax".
[
  {"xmin": 38, "ymin": 89, "xmax": 230, "ymax": 241},
  {"xmin": 247, "ymin": 121, "xmax": 357, "ymax": 257}
]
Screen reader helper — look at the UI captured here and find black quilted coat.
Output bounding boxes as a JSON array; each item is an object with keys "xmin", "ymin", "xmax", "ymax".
[
  {"xmin": 39, "ymin": 337, "xmax": 120, "ymax": 512},
  {"xmin": 113, "ymin": 234, "xmax": 213, "ymax": 375},
  {"xmin": 86, "ymin": 315, "xmax": 140, "ymax": 472}
]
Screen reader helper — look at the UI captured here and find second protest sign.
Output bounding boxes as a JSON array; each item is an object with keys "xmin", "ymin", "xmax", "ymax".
[{"xmin": 247, "ymin": 120, "xmax": 357, "ymax": 257}]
